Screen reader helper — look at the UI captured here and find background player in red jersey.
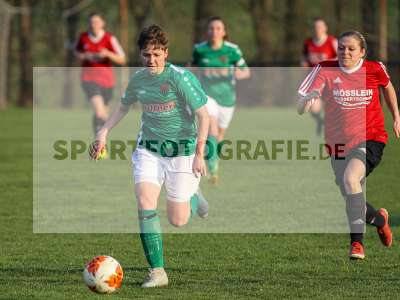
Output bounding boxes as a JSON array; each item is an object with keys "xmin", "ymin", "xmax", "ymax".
[
  {"xmin": 301, "ymin": 18, "xmax": 338, "ymax": 136},
  {"xmin": 298, "ymin": 31, "xmax": 400, "ymax": 260},
  {"xmin": 74, "ymin": 12, "xmax": 126, "ymax": 135}
]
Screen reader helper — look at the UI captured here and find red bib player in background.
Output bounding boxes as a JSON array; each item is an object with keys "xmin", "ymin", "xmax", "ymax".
[
  {"xmin": 301, "ymin": 18, "xmax": 338, "ymax": 136},
  {"xmin": 298, "ymin": 31, "xmax": 400, "ymax": 260},
  {"xmin": 74, "ymin": 12, "xmax": 126, "ymax": 135}
]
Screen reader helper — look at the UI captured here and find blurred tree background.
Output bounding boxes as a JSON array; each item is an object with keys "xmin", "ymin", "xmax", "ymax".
[{"xmin": 0, "ymin": 0, "xmax": 399, "ymax": 108}]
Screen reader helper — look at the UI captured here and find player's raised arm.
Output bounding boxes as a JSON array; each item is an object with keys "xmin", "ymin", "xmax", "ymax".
[
  {"xmin": 193, "ymin": 106, "xmax": 210, "ymax": 177},
  {"xmin": 382, "ymin": 81, "xmax": 400, "ymax": 138}
]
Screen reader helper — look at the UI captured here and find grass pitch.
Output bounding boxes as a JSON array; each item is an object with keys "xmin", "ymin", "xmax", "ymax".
[{"xmin": 1, "ymin": 107, "xmax": 400, "ymax": 299}]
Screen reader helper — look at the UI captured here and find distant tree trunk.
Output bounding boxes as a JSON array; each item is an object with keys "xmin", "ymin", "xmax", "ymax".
[
  {"xmin": 119, "ymin": 0, "xmax": 129, "ymax": 93},
  {"xmin": 378, "ymin": 0, "xmax": 387, "ymax": 62},
  {"xmin": 17, "ymin": 0, "xmax": 32, "ymax": 107},
  {"xmin": 193, "ymin": 0, "xmax": 214, "ymax": 43},
  {"xmin": 62, "ymin": 11, "xmax": 79, "ymax": 108},
  {"xmin": 283, "ymin": 0, "xmax": 305, "ymax": 63},
  {"xmin": 362, "ymin": 0, "xmax": 378, "ymax": 60},
  {"xmin": 279, "ymin": 0, "xmax": 305, "ymax": 106},
  {"xmin": 120, "ymin": 0, "xmax": 129, "ymax": 56},
  {"xmin": 333, "ymin": 0, "xmax": 346, "ymax": 36},
  {"xmin": 6, "ymin": 10, "xmax": 15, "ymax": 106},
  {"xmin": 397, "ymin": 1, "xmax": 400, "ymax": 60},
  {"xmin": 130, "ymin": 0, "xmax": 151, "ymax": 64},
  {"xmin": 0, "ymin": 8, "xmax": 11, "ymax": 110},
  {"xmin": 249, "ymin": 0, "xmax": 272, "ymax": 64},
  {"xmin": 153, "ymin": 0, "xmax": 166, "ymax": 27}
]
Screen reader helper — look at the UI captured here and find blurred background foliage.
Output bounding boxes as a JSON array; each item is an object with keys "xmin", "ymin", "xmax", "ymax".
[{"xmin": 1, "ymin": 0, "xmax": 399, "ymax": 108}]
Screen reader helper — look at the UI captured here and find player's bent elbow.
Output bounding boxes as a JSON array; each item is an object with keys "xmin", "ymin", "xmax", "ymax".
[
  {"xmin": 119, "ymin": 56, "xmax": 127, "ymax": 65},
  {"xmin": 297, "ymin": 102, "xmax": 306, "ymax": 115},
  {"xmin": 383, "ymin": 81, "xmax": 393, "ymax": 90}
]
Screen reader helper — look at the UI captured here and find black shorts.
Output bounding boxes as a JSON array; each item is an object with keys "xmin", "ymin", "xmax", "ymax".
[
  {"xmin": 330, "ymin": 140, "xmax": 385, "ymax": 188},
  {"xmin": 82, "ymin": 81, "xmax": 113, "ymax": 105}
]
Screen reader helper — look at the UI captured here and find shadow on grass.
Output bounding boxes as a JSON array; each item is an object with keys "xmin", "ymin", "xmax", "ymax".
[
  {"xmin": 0, "ymin": 267, "xmax": 82, "ymax": 277},
  {"xmin": 389, "ymin": 214, "xmax": 400, "ymax": 227}
]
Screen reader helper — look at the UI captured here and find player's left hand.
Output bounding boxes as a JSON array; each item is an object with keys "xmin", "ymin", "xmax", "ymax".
[
  {"xmin": 89, "ymin": 140, "xmax": 106, "ymax": 160},
  {"xmin": 98, "ymin": 48, "xmax": 111, "ymax": 58},
  {"xmin": 393, "ymin": 118, "xmax": 400, "ymax": 138},
  {"xmin": 193, "ymin": 155, "xmax": 207, "ymax": 178}
]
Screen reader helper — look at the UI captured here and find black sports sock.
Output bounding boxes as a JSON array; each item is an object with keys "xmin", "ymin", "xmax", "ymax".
[
  {"xmin": 350, "ymin": 233, "xmax": 363, "ymax": 245},
  {"xmin": 310, "ymin": 111, "xmax": 322, "ymax": 122},
  {"xmin": 366, "ymin": 202, "xmax": 385, "ymax": 227},
  {"xmin": 346, "ymin": 193, "xmax": 366, "ymax": 244},
  {"xmin": 310, "ymin": 111, "xmax": 323, "ymax": 135}
]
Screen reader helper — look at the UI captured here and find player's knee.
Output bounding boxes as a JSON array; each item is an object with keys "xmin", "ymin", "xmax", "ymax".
[
  {"xmin": 136, "ymin": 195, "xmax": 156, "ymax": 211},
  {"xmin": 95, "ymin": 110, "xmax": 108, "ymax": 120},
  {"xmin": 217, "ymin": 131, "xmax": 226, "ymax": 142},
  {"xmin": 168, "ymin": 215, "xmax": 189, "ymax": 228},
  {"xmin": 343, "ymin": 174, "xmax": 361, "ymax": 194}
]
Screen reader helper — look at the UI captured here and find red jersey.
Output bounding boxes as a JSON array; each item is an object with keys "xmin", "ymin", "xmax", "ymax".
[
  {"xmin": 75, "ymin": 31, "xmax": 125, "ymax": 88},
  {"xmin": 298, "ymin": 60, "xmax": 390, "ymax": 155},
  {"xmin": 303, "ymin": 35, "xmax": 337, "ymax": 67}
]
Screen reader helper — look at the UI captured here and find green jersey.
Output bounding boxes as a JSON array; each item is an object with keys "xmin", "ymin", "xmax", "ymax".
[
  {"xmin": 192, "ymin": 41, "xmax": 247, "ymax": 107},
  {"xmin": 121, "ymin": 62, "xmax": 207, "ymax": 157}
]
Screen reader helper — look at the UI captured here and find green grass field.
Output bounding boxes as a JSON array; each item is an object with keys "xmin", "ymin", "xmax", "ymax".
[{"xmin": 1, "ymin": 108, "xmax": 400, "ymax": 299}]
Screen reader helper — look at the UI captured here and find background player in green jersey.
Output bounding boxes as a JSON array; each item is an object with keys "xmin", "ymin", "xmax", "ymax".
[
  {"xmin": 192, "ymin": 16, "xmax": 250, "ymax": 185},
  {"xmin": 90, "ymin": 25, "xmax": 210, "ymax": 288}
]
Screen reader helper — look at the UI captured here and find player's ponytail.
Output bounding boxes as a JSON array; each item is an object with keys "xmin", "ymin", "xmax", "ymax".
[{"xmin": 338, "ymin": 31, "xmax": 368, "ymax": 58}]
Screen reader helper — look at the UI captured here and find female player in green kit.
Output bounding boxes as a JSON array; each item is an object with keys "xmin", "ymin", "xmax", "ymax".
[
  {"xmin": 192, "ymin": 16, "xmax": 250, "ymax": 185},
  {"xmin": 90, "ymin": 25, "xmax": 210, "ymax": 288}
]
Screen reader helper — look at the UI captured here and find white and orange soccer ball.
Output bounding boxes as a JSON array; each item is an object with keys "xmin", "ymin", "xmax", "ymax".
[{"xmin": 83, "ymin": 255, "xmax": 123, "ymax": 294}]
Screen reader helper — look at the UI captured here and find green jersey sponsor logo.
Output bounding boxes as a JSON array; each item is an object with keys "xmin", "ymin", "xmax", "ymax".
[{"xmin": 121, "ymin": 63, "xmax": 207, "ymax": 156}]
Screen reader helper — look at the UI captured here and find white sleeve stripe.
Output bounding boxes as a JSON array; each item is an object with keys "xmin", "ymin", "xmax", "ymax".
[
  {"xmin": 298, "ymin": 65, "xmax": 321, "ymax": 94},
  {"xmin": 378, "ymin": 61, "xmax": 390, "ymax": 80},
  {"xmin": 110, "ymin": 36, "xmax": 126, "ymax": 57},
  {"xmin": 299, "ymin": 65, "xmax": 319, "ymax": 92},
  {"xmin": 236, "ymin": 58, "xmax": 246, "ymax": 66},
  {"xmin": 300, "ymin": 65, "xmax": 321, "ymax": 90}
]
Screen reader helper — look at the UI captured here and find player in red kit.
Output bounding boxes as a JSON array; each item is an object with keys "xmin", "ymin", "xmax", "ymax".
[
  {"xmin": 74, "ymin": 12, "xmax": 126, "ymax": 135},
  {"xmin": 301, "ymin": 18, "xmax": 338, "ymax": 136},
  {"xmin": 298, "ymin": 31, "xmax": 400, "ymax": 260}
]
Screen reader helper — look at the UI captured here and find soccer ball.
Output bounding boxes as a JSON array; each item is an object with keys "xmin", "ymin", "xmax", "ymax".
[{"xmin": 83, "ymin": 255, "xmax": 123, "ymax": 294}]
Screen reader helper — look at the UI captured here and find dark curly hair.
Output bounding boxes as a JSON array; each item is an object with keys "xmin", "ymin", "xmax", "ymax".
[{"xmin": 137, "ymin": 25, "xmax": 168, "ymax": 50}]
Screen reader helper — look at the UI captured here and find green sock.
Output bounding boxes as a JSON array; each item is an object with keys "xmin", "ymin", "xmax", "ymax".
[
  {"xmin": 206, "ymin": 135, "xmax": 219, "ymax": 174},
  {"xmin": 138, "ymin": 210, "xmax": 164, "ymax": 268},
  {"xmin": 190, "ymin": 193, "xmax": 199, "ymax": 216}
]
